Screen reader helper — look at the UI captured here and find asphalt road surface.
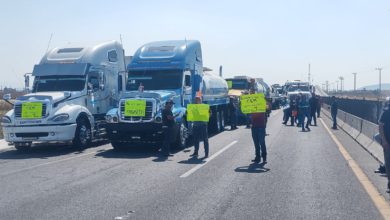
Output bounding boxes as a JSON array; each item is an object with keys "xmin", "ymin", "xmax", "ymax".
[{"xmin": 0, "ymin": 110, "xmax": 388, "ymax": 220}]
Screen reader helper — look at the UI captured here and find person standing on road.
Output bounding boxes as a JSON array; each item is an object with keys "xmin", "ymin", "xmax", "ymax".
[
  {"xmin": 379, "ymin": 97, "xmax": 390, "ymax": 193},
  {"xmin": 161, "ymin": 99, "xmax": 176, "ymax": 157},
  {"xmin": 309, "ymin": 94, "xmax": 318, "ymax": 126},
  {"xmin": 249, "ymin": 89, "xmax": 267, "ymax": 163},
  {"xmin": 298, "ymin": 94, "xmax": 311, "ymax": 131},
  {"xmin": 316, "ymin": 95, "xmax": 322, "ymax": 117},
  {"xmin": 191, "ymin": 96, "xmax": 210, "ymax": 158},
  {"xmin": 331, "ymin": 96, "xmax": 338, "ymax": 129},
  {"xmin": 228, "ymin": 97, "xmax": 238, "ymax": 130}
]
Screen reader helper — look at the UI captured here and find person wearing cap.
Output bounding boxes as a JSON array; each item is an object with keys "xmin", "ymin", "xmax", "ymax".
[
  {"xmin": 379, "ymin": 97, "xmax": 390, "ymax": 192},
  {"xmin": 161, "ymin": 99, "xmax": 176, "ymax": 157},
  {"xmin": 191, "ymin": 96, "xmax": 210, "ymax": 158}
]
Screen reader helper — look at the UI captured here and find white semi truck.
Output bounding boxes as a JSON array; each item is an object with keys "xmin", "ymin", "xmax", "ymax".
[{"xmin": 2, "ymin": 41, "xmax": 126, "ymax": 151}]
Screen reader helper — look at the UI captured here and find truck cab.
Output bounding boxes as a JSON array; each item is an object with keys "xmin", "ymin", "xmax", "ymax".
[
  {"xmin": 105, "ymin": 40, "xmax": 228, "ymax": 150},
  {"xmin": 2, "ymin": 41, "xmax": 126, "ymax": 151}
]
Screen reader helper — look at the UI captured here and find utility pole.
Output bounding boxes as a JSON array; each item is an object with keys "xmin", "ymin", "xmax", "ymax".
[
  {"xmin": 376, "ymin": 67, "xmax": 382, "ymax": 99},
  {"xmin": 308, "ymin": 63, "xmax": 311, "ymax": 83},
  {"xmin": 352, "ymin": 73, "xmax": 357, "ymax": 91},
  {"xmin": 336, "ymin": 80, "xmax": 339, "ymax": 92}
]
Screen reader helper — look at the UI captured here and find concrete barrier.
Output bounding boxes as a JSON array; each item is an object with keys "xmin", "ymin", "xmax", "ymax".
[{"xmin": 321, "ymin": 102, "xmax": 384, "ymax": 163}]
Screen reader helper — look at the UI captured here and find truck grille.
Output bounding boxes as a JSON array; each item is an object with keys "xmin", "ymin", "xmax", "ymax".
[
  {"xmin": 120, "ymin": 100, "xmax": 154, "ymax": 122},
  {"xmin": 14, "ymin": 103, "xmax": 47, "ymax": 119}
]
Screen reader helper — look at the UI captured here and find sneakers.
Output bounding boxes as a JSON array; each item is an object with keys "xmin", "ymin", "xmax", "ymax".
[
  {"xmin": 190, "ymin": 152, "xmax": 199, "ymax": 157},
  {"xmin": 251, "ymin": 156, "xmax": 261, "ymax": 163}
]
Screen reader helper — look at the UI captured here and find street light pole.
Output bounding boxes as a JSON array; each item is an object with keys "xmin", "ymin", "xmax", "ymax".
[
  {"xmin": 376, "ymin": 67, "xmax": 382, "ymax": 99},
  {"xmin": 352, "ymin": 73, "xmax": 357, "ymax": 91}
]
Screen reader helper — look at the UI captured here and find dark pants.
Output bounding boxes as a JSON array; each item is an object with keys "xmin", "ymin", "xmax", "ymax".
[
  {"xmin": 331, "ymin": 112, "xmax": 337, "ymax": 128},
  {"xmin": 283, "ymin": 109, "xmax": 295, "ymax": 125},
  {"xmin": 230, "ymin": 111, "xmax": 237, "ymax": 129},
  {"xmin": 251, "ymin": 127, "xmax": 267, "ymax": 160},
  {"xmin": 384, "ymin": 148, "xmax": 390, "ymax": 189},
  {"xmin": 162, "ymin": 126, "xmax": 173, "ymax": 155},
  {"xmin": 299, "ymin": 108, "xmax": 311, "ymax": 130},
  {"xmin": 193, "ymin": 124, "xmax": 209, "ymax": 155},
  {"xmin": 317, "ymin": 106, "xmax": 321, "ymax": 117},
  {"xmin": 310, "ymin": 110, "xmax": 317, "ymax": 125}
]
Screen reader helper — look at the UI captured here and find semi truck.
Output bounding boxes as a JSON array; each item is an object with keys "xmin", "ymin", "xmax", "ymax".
[
  {"xmin": 2, "ymin": 41, "xmax": 126, "ymax": 151},
  {"xmin": 105, "ymin": 40, "xmax": 229, "ymax": 150}
]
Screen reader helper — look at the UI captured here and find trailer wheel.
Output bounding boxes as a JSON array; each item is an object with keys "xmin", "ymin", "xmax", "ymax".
[
  {"xmin": 73, "ymin": 118, "xmax": 91, "ymax": 149},
  {"xmin": 14, "ymin": 142, "xmax": 32, "ymax": 151}
]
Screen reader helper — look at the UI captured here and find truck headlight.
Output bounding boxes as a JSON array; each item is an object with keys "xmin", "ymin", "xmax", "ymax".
[
  {"xmin": 1, "ymin": 116, "xmax": 11, "ymax": 123},
  {"xmin": 49, "ymin": 113, "xmax": 69, "ymax": 122},
  {"xmin": 106, "ymin": 115, "xmax": 118, "ymax": 123}
]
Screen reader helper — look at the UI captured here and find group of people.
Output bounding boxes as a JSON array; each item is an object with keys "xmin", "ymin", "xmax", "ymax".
[
  {"xmin": 282, "ymin": 93, "xmax": 322, "ymax": 131},
  {"xmin": 161, "ymin": 89, "xmax": 270, "ymax": 164}
]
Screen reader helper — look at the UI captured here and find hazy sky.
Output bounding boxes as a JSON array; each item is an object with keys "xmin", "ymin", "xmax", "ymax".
[{"xmin": 1, "ymin": 0, "xmax": 389, "ymax": 90}]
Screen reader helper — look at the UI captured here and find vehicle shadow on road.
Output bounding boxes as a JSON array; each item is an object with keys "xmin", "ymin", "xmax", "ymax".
[
  {"xmin": 0, "ymin": 140, "xmax": 109, "ymax": 160},
  {"xmin": 235, "ymin": 163, "xmax": 270, "ymax": 173},
  {"xmin": 95, "ymin": 143, "xmax": 159, "ymax": 159}
]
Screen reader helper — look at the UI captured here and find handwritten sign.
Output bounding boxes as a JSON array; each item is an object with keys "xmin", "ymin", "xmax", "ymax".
[
  {"xmin": 240, "ymin": 93, "xmax": 266, "ymax": 114},
  {"xmin": 124, "ymin": 100, "xmax": 146, "ymax": 117},
  {"xmin": 227, "ymin": 80, "xmax": 233, "ymax": 89},
  {"xmin": 187, "ymin": 104, "xmax": 210, "ymax": 122},
  {"xmin": 22, "ymin": 102, "xmax": 43, "ymax": 119}
]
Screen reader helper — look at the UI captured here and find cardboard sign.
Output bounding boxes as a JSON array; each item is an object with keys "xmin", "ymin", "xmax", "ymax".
[
  {"xmin": 22, "ymin": 102, "xmax": 43, "ymax": 119},
  {"xmin": 240, "ymin": 93, "xmax": 266, "ymax": 114},
  {"xmin": 187, "ymin": 104, "xmax": 210, "ymax": 122},
  {"xmin": 227, "ymin": 80, "xmax": 233, "ymax": 89},
  {"xmin": 124, "ymin": 100, "xmax": 146, "ymax": 117}
]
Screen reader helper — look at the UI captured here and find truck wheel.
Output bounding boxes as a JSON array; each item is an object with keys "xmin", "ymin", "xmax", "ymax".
[
  {"xmin": 73, "ymin": 118, "xmax": 91, "ymax": 149},
  {"xmin": 14, "ymin": 142, "xmax": 32, "ymax": 151},
  {"xmin": 219, "ymin": 110, "xmax": 225, "ymax": 132},
  {"xmin": 111, "ymin": 141, "xmax": 126, "ymax": 151},
  {"xmin": 175, "ymin": 121, "xmax": 188, "ymax": 149}
]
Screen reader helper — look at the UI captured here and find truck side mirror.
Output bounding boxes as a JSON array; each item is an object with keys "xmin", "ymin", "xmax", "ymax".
[
  {"xmin": 24, "ymin": 75, "xmax": 30, "ymax": 89},
  {"xmin": 3, "ymin": 93, "xmax": 11, "ymax": 101}
]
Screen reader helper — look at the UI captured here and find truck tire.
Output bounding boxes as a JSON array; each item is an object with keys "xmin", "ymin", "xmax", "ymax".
[
  {"xmin": 73, "ymin": 118, "xmax": 91, "ymax": 149},
  {"xmin": 219, "ymin": 110, "xmax": 225, "ymax": 132},
  {"xmin": 175, "ymin": 121, "xmax": 188, "ymax": 149},
  {"xmin": 14, "ymin": 142, "xmax": 32, "ymax": 151}
]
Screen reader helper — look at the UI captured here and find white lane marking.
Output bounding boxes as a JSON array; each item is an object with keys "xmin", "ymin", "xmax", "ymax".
[
  {"xmin": 180, "ymin": 140, "xmax": 238, "ymax": 178},
  {"xmin": 0, "ymin": 148, "xmax": 110, "ymax": 177},
  {"xmin": 320, "ymin": 118, "xmax": 390, "ymax": 219}
]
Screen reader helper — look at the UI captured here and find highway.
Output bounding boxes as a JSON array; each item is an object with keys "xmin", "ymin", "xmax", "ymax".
[{"xmin": 0, "ymin": 110, "xmax": 389, "ymax": 220}]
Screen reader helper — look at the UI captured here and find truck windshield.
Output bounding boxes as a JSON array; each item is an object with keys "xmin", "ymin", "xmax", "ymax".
[
  {"xmin": 288, "ymin": 85, "xmax": 309, "ymax": 92},
  {"xmin": 127, "ymin": 70, "xmax": 183, "ymax": 91},
  {"xmin": 32, "ymin": 75, "xmax": 86, "ymax": 92},
  {"xmin": 228, "ymin": 80, "xmax": 249, "ymax": 90}
]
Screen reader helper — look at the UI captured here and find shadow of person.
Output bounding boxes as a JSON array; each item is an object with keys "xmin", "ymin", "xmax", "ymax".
[
  {"xmin": 178, "ymin": 156, "xmax": 206, "ymax": 165},
  {"xmin": 234, "ymin": 162, "xmax": 270, "ymax": 173}
]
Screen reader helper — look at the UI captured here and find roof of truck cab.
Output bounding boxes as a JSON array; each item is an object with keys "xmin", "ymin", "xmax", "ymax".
[{"xmin": 129, "ymin": 40, "xmax": 201, "ymax": 69}]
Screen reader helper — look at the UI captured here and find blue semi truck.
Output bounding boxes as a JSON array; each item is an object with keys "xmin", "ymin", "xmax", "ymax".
[{"xmin": 105, "ymin": 40, "xmax": 229, "ymax": 149}]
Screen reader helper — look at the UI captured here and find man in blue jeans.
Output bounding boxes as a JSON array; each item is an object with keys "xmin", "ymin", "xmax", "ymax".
[
  {"xmin": 190, "ymin": 96, "xmax": 210, "ymax": 158},
  {"xmin": 249, "ymin": 89, "xmax": 267, "ymax": 163},
  {"xmin": 331, "ymin": 96, "xmax": 338, "ymax": 129}
]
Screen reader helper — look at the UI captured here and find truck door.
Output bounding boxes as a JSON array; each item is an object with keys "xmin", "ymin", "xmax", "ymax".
[
  {"xmin": 183, "ymin": 70, "xmax": 192, "ymax": 106},
  {"xmin": 87, "ymin": 71, "xmax": 109, "ymax": 115}
]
